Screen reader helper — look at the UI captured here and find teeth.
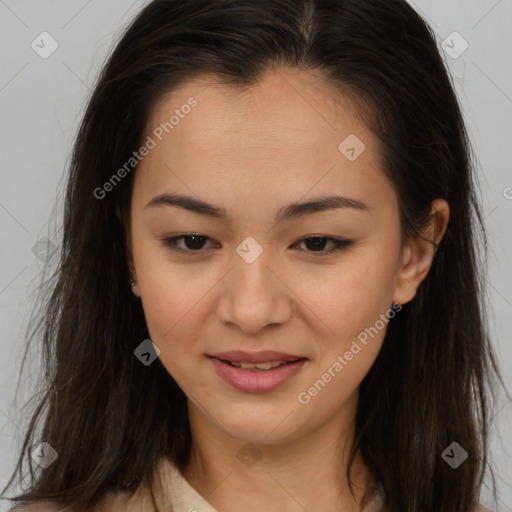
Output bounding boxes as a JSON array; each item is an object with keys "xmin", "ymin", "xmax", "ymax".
[{"xmin": 229, "ymin": 360, "xmax": 288, "ymax": 370}]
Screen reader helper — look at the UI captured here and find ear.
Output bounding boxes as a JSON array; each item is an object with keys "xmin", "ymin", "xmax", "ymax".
[{"xmin": 393, "ymin": 198, "xmax": 449, "ymax": 305}]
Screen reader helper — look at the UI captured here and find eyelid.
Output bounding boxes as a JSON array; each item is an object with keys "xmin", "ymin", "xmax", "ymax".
[{"xmin": 161, "ymin": 234, "xmax": 353, "ymax": 256}]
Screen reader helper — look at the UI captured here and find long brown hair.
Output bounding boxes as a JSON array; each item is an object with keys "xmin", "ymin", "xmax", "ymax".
[{"xmin": 3, "ymin": 1, "xmax": 505, "ymax": 511}]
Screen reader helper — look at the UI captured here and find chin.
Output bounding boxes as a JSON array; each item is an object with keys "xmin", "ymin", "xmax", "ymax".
[{"xmin": 209, "ymin": 405, "xmax": 304, "ymax": 445}]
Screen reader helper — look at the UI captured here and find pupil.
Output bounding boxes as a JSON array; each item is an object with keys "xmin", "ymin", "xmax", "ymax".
[
  {"xmin": 185, "ymin": 235, "xmax": 206, "ymax": 250},
  {"xmin": 305, "ymin": 238, "xmax": 326, "ymax": 251}
]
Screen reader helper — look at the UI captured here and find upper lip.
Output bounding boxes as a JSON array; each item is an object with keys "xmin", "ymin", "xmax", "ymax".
[{"xmin": 209, "ymin": 350, "xmax": 305, "ymax": 364}]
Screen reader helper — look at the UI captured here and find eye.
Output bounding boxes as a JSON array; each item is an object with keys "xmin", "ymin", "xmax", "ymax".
[
  {"xmin": 293, "ymin": 236, "xmax": 353, "ymax": 256},
  {"xmin": 162, "ymin": 234, "xmax": 218, "ymax": 254},
  {"xmin": 162, "ymin": 234, "xmax": 353, "ymax": 256}
]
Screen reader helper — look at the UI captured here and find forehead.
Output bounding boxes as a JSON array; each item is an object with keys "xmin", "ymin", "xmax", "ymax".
[
  {"xmin": 134, "ymin": 68, "xmax": 393, "ymax": 217},
  {"xmin": 147, "ymin": 68, "xmax": 370, "ymax": 148}
]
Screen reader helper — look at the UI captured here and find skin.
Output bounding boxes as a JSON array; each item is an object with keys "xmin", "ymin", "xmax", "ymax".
[{"xmin": 126, "ymin": 68, "xmax": 449, "ymax": 512}]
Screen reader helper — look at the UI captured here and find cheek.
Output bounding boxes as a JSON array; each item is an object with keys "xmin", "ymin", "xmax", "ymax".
[
  {"xmin": 132, "ymin": 231, "xmax": 216, "ymax": 335},
  {"xmin": 295, "ymin": 265, "xmax": 394, "ymax": 415},
  {"xmin": 138, "ymin": 269, "xmax": 212, "ymax": 349},
  {"xmin": 133, "ymin": 258, "xmax": 225, "ymax": 393},
  {"xmin": 293, "ymin": 251, "xmax": 398, "ymax": 343},
  {"xmin": 138, "ymin": 270, "xmax": 207, "ymax": 391}
]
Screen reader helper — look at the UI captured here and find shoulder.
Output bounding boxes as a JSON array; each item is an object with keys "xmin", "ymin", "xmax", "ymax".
[{"xmin": 7, "ymin": 459, "xmax": 175, "ymax": 512}]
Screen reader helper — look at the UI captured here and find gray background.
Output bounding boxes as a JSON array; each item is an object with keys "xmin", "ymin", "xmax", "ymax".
[{"xmin": 0, "ymin": 0, "xmax": 511, "ymax": 510}]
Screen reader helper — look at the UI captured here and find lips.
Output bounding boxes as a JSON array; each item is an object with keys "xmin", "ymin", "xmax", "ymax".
[{"xmin": 208, "ymin": 350, "xmax": 307, "ymax": 393}]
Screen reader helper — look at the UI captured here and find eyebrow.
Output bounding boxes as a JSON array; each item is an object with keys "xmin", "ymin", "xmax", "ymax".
[{"xmin": 145, "ymin": 192, "xmax": 370, "ymax": 222}]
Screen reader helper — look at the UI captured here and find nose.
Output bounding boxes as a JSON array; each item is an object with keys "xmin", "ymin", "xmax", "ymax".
[{"xmin": 215, "ymin": 251, "xmax": 292, "ymax": 334}]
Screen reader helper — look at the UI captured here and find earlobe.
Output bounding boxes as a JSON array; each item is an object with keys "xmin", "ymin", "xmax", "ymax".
[
  {"xmin": 393, "ymin": 198, "xmax": 449, "ymax": 305},
  {"xmin": 131, "ymin": 281, "xmax": 141, "ymax": 297},
  {"xmin": 124, "ymin": 226, "xmax": 141, "ymax": 298},
  {"xmin": 128, "ymin": 263, "xmax": 141, "ymax": 297},
  {"xmin": 393, "ymin": 234, "xmax": 435, "ymax": 305}
]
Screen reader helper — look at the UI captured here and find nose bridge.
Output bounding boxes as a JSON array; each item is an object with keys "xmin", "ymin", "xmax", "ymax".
[
  {"xmin": 216, "ymin": 243, "xmax": 291, "ymax": 332},
  {"xmin": 234, "ymin": 247, "xmax": 273, "ymax": 295}
]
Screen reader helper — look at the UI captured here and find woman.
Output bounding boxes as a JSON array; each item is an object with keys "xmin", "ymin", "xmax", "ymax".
[{"xmin": 2, "ymin": 0, "xmax": 502, "ymax": 511}]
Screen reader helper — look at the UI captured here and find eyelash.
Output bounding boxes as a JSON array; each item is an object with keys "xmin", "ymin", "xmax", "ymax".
[{"xmin": 161, "ymin": 234, "xmax": 353, "ymax": 257}]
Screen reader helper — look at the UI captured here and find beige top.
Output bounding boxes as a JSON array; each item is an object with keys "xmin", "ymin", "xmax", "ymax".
[{"xmin": 10, "ymin": 456, "xmax": 488, "ymax": 512}]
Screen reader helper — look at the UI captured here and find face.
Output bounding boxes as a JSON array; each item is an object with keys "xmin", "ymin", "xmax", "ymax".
[{"xmin": 127, "ymin": 68, "xmax": 421, "ymax": 445}]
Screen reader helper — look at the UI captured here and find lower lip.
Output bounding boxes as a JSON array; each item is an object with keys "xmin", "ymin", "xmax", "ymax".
[{"xmin": 209, "ymin": 357, "xmax": 307, "ymax": 393}]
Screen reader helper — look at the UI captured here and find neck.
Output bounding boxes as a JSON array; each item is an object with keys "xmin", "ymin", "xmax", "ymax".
[{"xmin": 181, "ymin": 395, "xmax": 376, "ymax": 512}]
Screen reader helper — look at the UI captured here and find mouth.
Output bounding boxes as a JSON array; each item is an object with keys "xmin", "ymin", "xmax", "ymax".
[
  {"xmin": 214, "ymin": 358, "xmax": 302, "ymax": 371},
  {"xmin": 209, "ymin": 350, "xmax": 306, "ymax": 364},
  {"xmin": 208, "ymin": 351, "xmax": 308, "ymax": 392}
]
